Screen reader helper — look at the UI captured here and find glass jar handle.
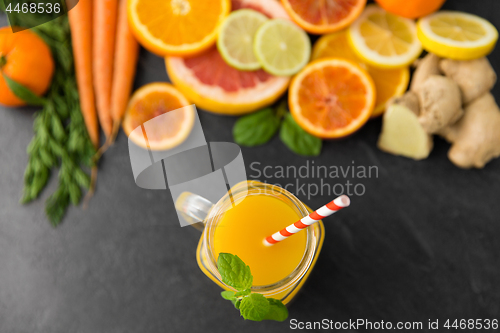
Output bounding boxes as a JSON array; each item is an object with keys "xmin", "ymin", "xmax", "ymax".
[{"xmin": 175, "ymin": 192, "xmax": 214, "ymax": 231}]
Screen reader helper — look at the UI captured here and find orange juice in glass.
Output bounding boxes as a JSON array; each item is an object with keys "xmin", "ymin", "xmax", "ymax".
[{"xmin": 176, "ymin": 181, "xmax": 324, "ymax": 305}]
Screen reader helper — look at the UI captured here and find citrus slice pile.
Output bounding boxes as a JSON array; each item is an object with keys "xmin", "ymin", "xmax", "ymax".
[
  {"xmin": 281, "ymin": 0, "xmax": 366, "ymax": 34},
  {"xmin": 217, "ymin": 9, "xmax": 269, "ymax": 71},
  {"xmin": 348, "ymin": 5, "xmax": 422, "ymax": 68},
  {"xmin": 254, "ymin": 19, "xmax": 311, "ymax": 76},
  {"xmin": 312, "ymin": 31, "xmax": 409, "ymax": 117},
  {"xmin": 166, "ymin": 0, "xmax": 291, "ymax": 115},
  {"xmin": 128, "ymin": 0, "xmax": 230, "ymax": 56},
  {"xmin": 288, "ymin": 58, "xmax": 376, "ymax": 139},
  {"xmin": 417, "ymin": 11, "xmax": 499, "ymax": 60},
  {"xmin": 123, "ymin": 83, "xmax": 195, "ymax": 150}
]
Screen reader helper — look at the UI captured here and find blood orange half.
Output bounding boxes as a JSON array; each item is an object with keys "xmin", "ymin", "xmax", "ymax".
[
  {"xmin": 165, "ymin": 0, "xmax": 291, "ymax": 115},
  {"xmin": 281, "ymin": 0, "xmax": 366, "ymax": 34},
  {"xmin": 289, "ymin": 58, "xmax": 376, "ymax": 139}
]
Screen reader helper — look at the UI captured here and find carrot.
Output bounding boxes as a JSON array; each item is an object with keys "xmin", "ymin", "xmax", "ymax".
[
  {"xmin": 110, "ymin": 0, "xmax": 140, "ymax": 141},
  {"xmin": 68, "ymin": 0, "xmax": 99, "ymax": 148},
  {"xmin": 93, "ymin": 0, "xmax": 118, "ymax": 139}
]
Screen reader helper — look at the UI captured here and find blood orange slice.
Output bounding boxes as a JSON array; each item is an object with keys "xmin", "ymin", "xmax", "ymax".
[
  {"xmin": 281, "ymin": 0, "xmax": 366, "ymax": 34},
  {"xmin": 165, "ymin": 0, "xmax": 291, "ymax": 115},
  {"xmin": 312, "ymin": 31, "xmax": 410, "ymax": 118},
  {"xmin": 123, "ymin": 83, "xmax": 195, "ymax": 151},
  {"xmin": 289, "ymin": 58, "xmax": 376, "ymax": 139}
]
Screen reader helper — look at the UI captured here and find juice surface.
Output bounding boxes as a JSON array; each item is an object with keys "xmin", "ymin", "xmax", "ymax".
[{"xmin": 213, "ymin": 194, "xmax": 307, "ymax": 286}]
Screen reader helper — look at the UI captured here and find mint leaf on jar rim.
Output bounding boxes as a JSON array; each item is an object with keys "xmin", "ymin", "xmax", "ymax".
[
  {"xmin": 221, "ymin": 291, "xmax": 236, "ymax": 301},
  {"xmin": 239, "ymin": 293, "xmax": 270, "ymax": 321},
  {"xmin": 234, "ymin": 289, "xmax": 251, "ymax": 297},
  {"xmin": 217, "ymin": 253, "xmax": 289, "ymax": 322},
  {"xmin": 263, "ymin": 298, "xmax": 288, "ymax": 322},
  {"xmin": 217, "ymin": 253, "xmax": 253, "ymax": 291},
  {"xmin": 232, "ymin": 299, "xmax": 242, "ymax": 309}
]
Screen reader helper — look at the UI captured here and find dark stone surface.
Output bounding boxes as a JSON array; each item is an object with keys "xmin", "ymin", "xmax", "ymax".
[{"xmin": 1, "ymin": 1, "xmax": 500, "ymax": 332}]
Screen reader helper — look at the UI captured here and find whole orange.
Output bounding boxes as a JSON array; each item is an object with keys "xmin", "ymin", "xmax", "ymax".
[
  {"xmin": 374, "ymin": 0, "xmax": 446, "ymax": 19},
  {"xmin": 0, "ymin": 27, "xmax": 55, "ymax": 106}
]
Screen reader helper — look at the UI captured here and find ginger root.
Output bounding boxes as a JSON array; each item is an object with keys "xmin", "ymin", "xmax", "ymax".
[
  {"xmin": 438, "ymin": 93, "xmax": 500, "ymax": 169},
  {"xmin": 378, "ymin": 50, "xmax": 500, "ymax": 168},
  {"xmin": 416, "ymin": 75, "xmax": 464, "ymax": 134},
  {"xmin": 440, "ymin": 57, "xmax": 497, "ymax": 104},
  {"xmin": 378, "ymin": 92, "xmax": 433, "ymax": 160},
  {"xmin": 410, "ymin": 53, "xmax": 441, "ymax": 92},
  {"xmin": 391, "ymin": 91, "xmax": 420, "ymax": 115}
]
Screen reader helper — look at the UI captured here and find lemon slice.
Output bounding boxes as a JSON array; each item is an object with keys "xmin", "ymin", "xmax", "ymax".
[
  {"xmin": 348, "ymin": 5, "xmax": 422, "ymax": 69},
  {"xmin": 217, "ymin": 9, "xmax": 269, "ymax": 71},
  {"xmin": 417, "ymin": 11, "xmax": 498, "ymax": 60},
  {"xmin": 254, "ymin": 19, "xmax": 311, "ymax": 76}
]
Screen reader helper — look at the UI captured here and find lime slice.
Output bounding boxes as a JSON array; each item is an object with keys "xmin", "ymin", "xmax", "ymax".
[
  {"xmin": 254, "ymin": 19, "xmax": 311, "ymax": 76},
  {"xmin": 417, "ymin": 11, "xmax": 498, "ymax": 60},
  {"xmin": 217, "ymin": 9, "xmax": 269, "ymax": 71}
]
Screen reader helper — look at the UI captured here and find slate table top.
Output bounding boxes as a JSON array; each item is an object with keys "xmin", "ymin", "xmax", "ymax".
[{"xmin": 1, "ymin": 1, "xmax": 500, "ymax": 332}]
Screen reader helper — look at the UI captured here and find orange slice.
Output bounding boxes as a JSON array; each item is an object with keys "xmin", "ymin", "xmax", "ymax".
[
  {"xmin": 128, "ymin": 0, "xmax": 231, "ymax": 56},
  {"xmin": 368, "ymin": 66, "xmax": 409, "ymax": 117},
  {"xmin": 123, "ymin": 83, "xmax": 195, "ymax": 150},
  {"xmin": 289, "ymin": 58, "xmax": 376, "ymax": 139},
  {"xmin": 280, "ymin": 0, "xmax": 366, "ymax": 34},
  {"xmin": 312, "ymin": 31, "xmax": 409, "ymax": 117},
  {"xmin": 312, "ymin": 30, "xmax": 361, "ymax": 63}
]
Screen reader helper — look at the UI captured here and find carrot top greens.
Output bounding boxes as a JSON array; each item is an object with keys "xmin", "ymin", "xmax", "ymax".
[{"xmin": 1, "ymin": 4, "xmax": 96, "ymax": 225}]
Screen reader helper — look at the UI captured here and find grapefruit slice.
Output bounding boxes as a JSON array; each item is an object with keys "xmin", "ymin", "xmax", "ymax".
[
  {"xmin": 281, "ymin": 0, "xmax": 366, "ymax": 34},
  {"xmin": 123, "ymin": 83, "xmax": 195, "ymax": 151},
  {"xmin": 165, "ymin": 0, "xmax": 291, "ymax": 115},
  {"xmin": 289, "ymin": 58, "xmax": 376, "ymax": 139}
]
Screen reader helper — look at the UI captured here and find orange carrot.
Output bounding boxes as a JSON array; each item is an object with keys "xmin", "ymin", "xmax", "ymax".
[
  {"xmin": 110, "ymin": 0, "xmax": 139, "ymax": 140},
  {"xmin": 68, "ymin": 0, "xmax": 99, "ymax": 148},
  {"xmin": 93, "ymin": 0, "xmax": 118, "ymax": 138}
]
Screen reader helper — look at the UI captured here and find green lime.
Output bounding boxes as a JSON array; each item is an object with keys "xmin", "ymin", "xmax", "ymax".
[
  {"xmin": 217, "ymin": 9, "xmax": 269, "ymax": 71},
  {"xmin": 254, "ymin": 19, "xmax": 311, "ymax": 76}
]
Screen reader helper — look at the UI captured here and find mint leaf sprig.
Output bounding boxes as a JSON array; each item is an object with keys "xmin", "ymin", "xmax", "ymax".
[
  {"xmin": 217, "ymin": 253, "xmax": 288, "ymax": 322},
  {"xmin": 232, "ymin": 100, "xmax": 322, "ymax": 157},
  {"xmin": 280, "ymin": 113, "xmax": 322, "ymax": 157}
]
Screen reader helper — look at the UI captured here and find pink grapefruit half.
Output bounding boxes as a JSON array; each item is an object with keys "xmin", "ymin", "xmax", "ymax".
[{"xmin": 165, "ymin": 0, "xmax": 292, "ymax": 115}]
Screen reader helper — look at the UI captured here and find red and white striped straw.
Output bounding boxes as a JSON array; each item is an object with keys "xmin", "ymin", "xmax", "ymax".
[{"xmin": 264, "ymin": 195, "xmax": 350, "ymax": 246}]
